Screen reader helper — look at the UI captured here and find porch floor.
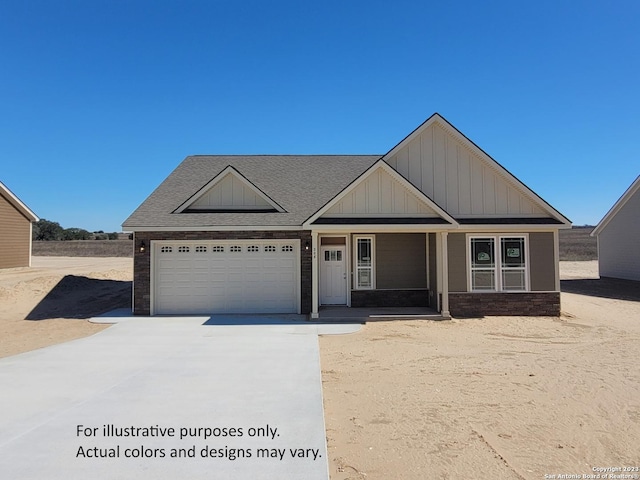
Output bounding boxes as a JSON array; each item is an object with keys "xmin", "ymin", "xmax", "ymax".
[{"xmin": 316, "ymin": 306, "xmax": 447, "ymax": 321}]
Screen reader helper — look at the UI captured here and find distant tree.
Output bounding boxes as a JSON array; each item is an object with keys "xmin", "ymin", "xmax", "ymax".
[
  {"xmin": 93, "ymin": 230, "xmax": 104, "ymax": 234},
  {"xmin": 62, "ymin": 228, "xmax": 92, "ymax": 240},
  {"xmin": 107, "ymin": 232, "xmax": 119, "ymax": 240},
  {"xmin": 93, "ymin": 233, "xmax": 108, "ymax": 240},
  {"xmin": 33, "ymin": 219, "xmax": 64, "ymax": 241}
]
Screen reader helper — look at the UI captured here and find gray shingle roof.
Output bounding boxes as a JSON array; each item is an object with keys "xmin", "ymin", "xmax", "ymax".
[{"xmin": 122, "ymin": 155, "xmax": 382, "ymax": 229}]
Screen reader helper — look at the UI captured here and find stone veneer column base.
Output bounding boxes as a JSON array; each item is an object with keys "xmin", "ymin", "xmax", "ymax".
[{"xmin": 449, "ymin": 292, "xmax": 560, "ymax": 317}]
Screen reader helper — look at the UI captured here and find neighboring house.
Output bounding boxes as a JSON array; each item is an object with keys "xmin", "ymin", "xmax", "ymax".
[
  {"xmin": 123, "ymin": 113, "xmax": 571, "ymax": 318},
  {"xmin": 591, "ymin": 176, "xmax": 640, "ymax": 282},
  {"xmin": 0, "ymin": 181, "xmax": 39, "ymax": 269}
]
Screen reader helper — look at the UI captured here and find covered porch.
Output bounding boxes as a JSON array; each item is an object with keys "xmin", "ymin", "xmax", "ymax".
[{"xmin": 308, "ymin": 229, "xmax": 454, "ymax": 320}]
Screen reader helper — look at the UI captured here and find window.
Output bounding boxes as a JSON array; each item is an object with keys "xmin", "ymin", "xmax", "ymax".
[
  {"xmin": 178, "ymin": 246, "xmax": 190, "ymax": 253},
  {"xmin": 160, "ymin": 246, "xmax": 173, "ymax": 253},
  {"xmin": 354, "ymin": 236, "xmax": 374, "ymax": 289},
  {"xmin": 324, "ymin": 250, "xmax": 343, "ymax": 262},
  {"xmin": 282, "ymin": 245, "xmax": 293, "ymax": 252},
  {"xmin": 247, "ymin": 245, "xmax": 260, "ymax": 253},
  {"xmin": 230, "ymin": 246, "xmax": 242, "ymax": 252},
  {"xmin": 195, "ymin": 246, "xmax": 207, "ymax": 253},
  {"xmin": 264, "ymin": 245, "xmax": 276, "ymax": 252},
  {"xmin": 469, "ymin": 235, "xmax": 528, "ymax": 291},
  {"xmin": 211, "ymin": 246, "xmax": 224, "ymax": 253}
]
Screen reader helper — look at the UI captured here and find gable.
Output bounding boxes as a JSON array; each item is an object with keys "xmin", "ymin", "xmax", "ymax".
[
  {"xmin": 592, "ymin": 175, "xmax": 640, "ymax": 236},
  {"xmin": 305, "ymin": 160, "xmax": 457, "ymax": 227},
  {"xmin": 176, "ymin": 166, "xmax": 283, "ymax": 213},
  {"xmin": 323, "ymin": 166, "xmax": 440, "ymax": 217},
  {"xmin": 384, "ymin": 115, "xmax": 569, "ymax": 223}
]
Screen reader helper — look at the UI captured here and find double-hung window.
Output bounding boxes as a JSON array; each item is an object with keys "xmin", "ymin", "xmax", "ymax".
[
  {"xmin": 469, "ymin": 235, "xmax": 528, "ymax": 291},
  {"xmin": 354, "ymin": 236, "xmax": 374, "ymax": 289}
]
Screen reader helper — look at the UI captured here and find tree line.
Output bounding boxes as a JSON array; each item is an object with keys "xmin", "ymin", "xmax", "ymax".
[{"xmin": 32, "ymin": 219, "xmax": 130, "ymax": 241}]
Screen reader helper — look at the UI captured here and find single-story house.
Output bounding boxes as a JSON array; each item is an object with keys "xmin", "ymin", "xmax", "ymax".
[
  {"xmin": 123, "ymin": 113, "xmax": 571, "ymax": 318},
  {"xmin": 591, "ymin": 175, "xmax": 640, "ymax": 282},
  {"xmin": 0, "ymin": 181, "xmax": 39, "ymax": 269}
]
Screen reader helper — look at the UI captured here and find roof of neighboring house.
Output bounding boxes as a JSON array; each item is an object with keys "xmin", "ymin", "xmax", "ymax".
[
  {"xmin": 0, "ymin": 181, "xmax": 39, "ymax": 222},
  {"xmin": 122, "ymin": 155, "xmax": 382, "ymax": 229},
  {"xmin": 591, "ymin": 175, "xmax": 640, "ymax": 237}
]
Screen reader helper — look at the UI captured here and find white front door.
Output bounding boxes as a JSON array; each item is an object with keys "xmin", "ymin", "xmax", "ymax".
[{"xmin": 320, "ymin": 246, "xmax": 347, "ymax": 305}]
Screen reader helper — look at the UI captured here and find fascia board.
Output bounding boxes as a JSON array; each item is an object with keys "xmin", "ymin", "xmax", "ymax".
[
  {"xmin": 0, "ymin": 181, "xmax": 39, "ymax": 222},
  {"xmin": 591, "ymin": 175, "xmax": 640, "ymax": 236}
]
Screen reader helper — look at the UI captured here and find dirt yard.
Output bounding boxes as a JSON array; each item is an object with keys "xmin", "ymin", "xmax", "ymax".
[
  {"xmin": 0, "ymin": 257, "xmax": 131, "ymax": 358},
  {"xmin": 320, "ymin": 261, "xmax": 640, "ymax": 479},
  {"xmin": 1, "ymin": 258, "xmax": 638, "ymax": 479}
]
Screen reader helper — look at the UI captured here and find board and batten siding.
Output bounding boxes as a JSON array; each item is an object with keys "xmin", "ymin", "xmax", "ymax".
[
  {"xmin": 597, "ymin": 185, "xmax": 640, "ymax": 281},
  {"xmin": 375, "ymin": 233, "xmax": 427, "ymax": 289},
  {"xmin": 0, "ymin": 191, "xmax": 32, "ymax": 268},
  {"xmin": 324, "ymin": 167, "xmax": 439, "ymax": 217},
  {"xmin": 386, "ymin": 121, "xmax": 547, "ymax": 218},
  {"xmin": 191, "ymin": 173, "xmax": 271, "ymax": 209}
]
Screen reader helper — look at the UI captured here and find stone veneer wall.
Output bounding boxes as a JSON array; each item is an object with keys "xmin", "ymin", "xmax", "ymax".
[
  {"xmin": 133, "ymin": 231, "xmax": 312, "ymax": 315},
  {"xmin": 449, "ymin": 292, "xmax": 560, "ymax": 317},
  {"xmin": 350, "ymin": 289, "xmax": 429, "ymax": 308}
]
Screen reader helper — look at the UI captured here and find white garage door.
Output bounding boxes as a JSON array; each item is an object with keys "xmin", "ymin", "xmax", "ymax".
[{"xmin": 153, "ymin": 240, "xmax": 299, "ymax": 315}]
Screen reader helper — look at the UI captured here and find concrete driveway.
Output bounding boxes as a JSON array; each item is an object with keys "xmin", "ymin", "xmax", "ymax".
[{"xmin": 0, "ymin": 314, "xmax": 360, "ymax": 480}]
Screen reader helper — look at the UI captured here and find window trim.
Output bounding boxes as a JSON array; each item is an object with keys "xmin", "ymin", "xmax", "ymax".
[
  {"xmin": 467, "ymin": 234, "xmax": 529, "ymax": 292},
  {"xmin": 353, "ymin": 235, "xmax": 375, "ymax": 290}
]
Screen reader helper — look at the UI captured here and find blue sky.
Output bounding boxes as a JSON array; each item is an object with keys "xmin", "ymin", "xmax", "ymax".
[{"xmin": 1, "ymin": 0, "xmax": 638, "ymax": 232}]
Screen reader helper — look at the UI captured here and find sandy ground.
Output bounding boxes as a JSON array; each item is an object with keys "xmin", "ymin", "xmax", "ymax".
[
  {"xmin": 0, "ymin": 257, "xmax": 131, "ymax": 358},
  {"xmin": 320, "ymin": 260, "xmax": 640, "ymax": 479},
  {"xmin": 1, "ymin": 258, "xmax": 638, "ymax": 479}
]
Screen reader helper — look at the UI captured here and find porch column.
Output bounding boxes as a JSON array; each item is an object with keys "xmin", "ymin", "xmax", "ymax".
[
  {"xmin": 311, "ymin": 231, "xmax": 319, "ymax": 319},
  {"xmin": 440, "ymin": 231, "xmax": 450, "ymax": 318}
]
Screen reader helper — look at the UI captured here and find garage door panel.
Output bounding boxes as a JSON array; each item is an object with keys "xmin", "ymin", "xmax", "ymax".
[{"xmin": 153, "ymin": 240, "xmax": 298, "ymax": 315}]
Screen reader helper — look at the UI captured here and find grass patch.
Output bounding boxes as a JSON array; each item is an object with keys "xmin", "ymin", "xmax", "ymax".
[
  {"xmin": 33, "ymin": 240, "xmax": 133, "ymax": 257},
  {"xmin": 559, "ymin": 226, "xmax": 597, "ymax": 261}
]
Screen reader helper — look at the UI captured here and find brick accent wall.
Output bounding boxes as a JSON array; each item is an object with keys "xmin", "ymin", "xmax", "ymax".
[
  {"xmin": 351, "ymin": 289, "xmax": 429, "ymax": 308},
  {"xmin": 133, "ymin": 231, "xmax": 312, "ymax": 315},
  {"xmin": 449, "ymin": 292, "xmax": 560, "ymax": 317}
]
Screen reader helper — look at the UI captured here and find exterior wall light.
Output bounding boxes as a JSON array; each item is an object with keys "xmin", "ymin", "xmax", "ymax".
[
  {"xmin": 305, "ymin": 241, "xmax": 310, "ymax": 251},
  {"xmin": 139, "ymin": 241, "xmax": 146, "ymax": 253}
]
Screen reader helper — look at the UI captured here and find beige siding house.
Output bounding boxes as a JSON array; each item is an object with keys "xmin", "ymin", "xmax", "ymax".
[
  {"xmin": 0, "ymin": 182, "xmax": 39, "ymax": 269},
  {"xmin": 124, "ymin": 113, "xmax": 572, "ymax": 318},
  {"xmin": 591, "ymin": 176, "xmax": 640, "ymax": 281}
]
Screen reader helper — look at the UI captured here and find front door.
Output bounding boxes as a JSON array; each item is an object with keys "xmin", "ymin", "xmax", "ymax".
[{"xmin": 320, "ymin": 246, "xmax": 347, "ymax": 305}]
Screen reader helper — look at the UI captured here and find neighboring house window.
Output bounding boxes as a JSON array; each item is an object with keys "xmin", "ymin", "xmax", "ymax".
[
  {"xmin": 354, "ymin": 236, "xmax": 374, "ymax": 289},
  {"xmin": 469, "ymin": 235, "xmax": 528, "ymax": 291}
]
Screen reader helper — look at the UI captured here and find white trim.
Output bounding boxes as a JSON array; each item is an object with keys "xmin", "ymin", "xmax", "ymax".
[
  {"xmin": 311, "ymin": 232, "xmax": 319, "ymax": 318},
  {"xmin": 440, "ymin": 231, "xmax": 450, "ymax": 317},
  {"xmin": 382, "ymin": 114, "xmax": 571, "ymax": 227},
  {"xmin": 353, "ymin": 235, "xmax": 375, "ymax": 290},
  {"xmin": 466, "ymin": 233, "xmax": 530, "ymax": 293},
  {"xmin": 0, "ymin": 181, "xmax": 39, "ymax": 222},
  {"xmin": 309, "ymin": 224, "xmax": 457, "ymax": 233},
  {"xmin": 591, "ymin": 175, "xmax": 640, "ymax": 236},
  {"xmin": 150, "ymin": 239, "xmax": 300, "ymax": 316},
  {"xmin": 553, "ymin": 229, "xmax": 560, "ymax": 291},
  {"xmin": 302, "ymin": 160, "xmax": 458, "ymax": 228},
  {"xmin": 173, "ymin": 165, "xmax": 285, "ymax": 214}
]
